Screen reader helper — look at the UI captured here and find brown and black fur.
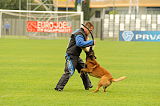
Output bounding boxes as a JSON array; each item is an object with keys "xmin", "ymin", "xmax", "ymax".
[{"xmin": 81, "ymin": 47, "xmax": 126, "ymax": 93}]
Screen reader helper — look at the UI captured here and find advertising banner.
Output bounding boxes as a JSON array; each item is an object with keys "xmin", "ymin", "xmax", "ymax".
[
  {"xmin": 119, "ymin": 31, "xmax": 160, "ymax": 42},
  {"xmin": 27, "ymin": 21, "xmax": 72, "ymax": 33}
]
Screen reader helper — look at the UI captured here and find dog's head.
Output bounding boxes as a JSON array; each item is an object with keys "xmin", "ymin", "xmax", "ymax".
[{"xmin": 85, "ymin": 47, "xmax": 96, "ymax": 60}]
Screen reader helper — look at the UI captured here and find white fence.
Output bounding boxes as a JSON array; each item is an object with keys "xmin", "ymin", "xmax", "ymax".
[
  {"xmin": 1, "ymin": 10, "xmax": 160, "ymax": 40},
  {"xmin": 103, "ymin": 14, "xmax": 160, "ymax": 39}
]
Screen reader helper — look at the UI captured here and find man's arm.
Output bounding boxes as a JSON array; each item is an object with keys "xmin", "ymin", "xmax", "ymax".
[{"xmin": 75, "ymin": 35, "xmax": 94, "ymax": 47}]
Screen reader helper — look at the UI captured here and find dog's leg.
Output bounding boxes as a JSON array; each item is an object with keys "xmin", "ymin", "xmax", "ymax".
[
  {"xmin": 103, "ymin": 86, "xmax": 107, "ymax": 92},
  {"xmin": 91, "ymin": 65, "xmax": 97, "ymax": 69},
  {"xmin": 93, "ymin": 76, "xmax": 106, "ymax": 93},
  {"xmin": 93, "ymin": 82, "xmax": 102, "ymax": 93},
  {"xmin": 81, "ymin": 68, "xmax": 92, "ymax": 73},
  {"xmin": 103, "ymin": 81, "xmax": 112, "ymax": 92},
  {"xmin": 94, "ymin": 76, "xmax": 111, "ymax": 93}
]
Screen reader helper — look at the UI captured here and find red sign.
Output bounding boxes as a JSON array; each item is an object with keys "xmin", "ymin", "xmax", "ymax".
[{"xmin": 27, "ymin": 21, "xmax": 72, "ymax": 33}]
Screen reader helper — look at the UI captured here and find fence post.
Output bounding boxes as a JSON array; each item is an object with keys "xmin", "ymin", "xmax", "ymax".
[
  {"xmin": 100, "ymin": 8, "xmax": 105, "ymax": 40},
  {"xmin": 100, "ymin": 18, "xmax": 104, "ymax": 40},
  {"xmin": 80, "ymin": 12, "xmax": 84, "ymax": 25},
  {"xmin": 0, "ymin": 11, "xmax": 2, "ymax": 38}
]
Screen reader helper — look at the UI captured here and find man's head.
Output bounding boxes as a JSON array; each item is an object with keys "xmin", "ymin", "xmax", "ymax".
[{"xmin": 82, "ymin": 22, "xmax": 94, "ymax": 35}]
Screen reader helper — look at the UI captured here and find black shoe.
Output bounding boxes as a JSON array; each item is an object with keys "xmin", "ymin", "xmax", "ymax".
[
  {"xmin": 89, "ymin": 85, "xmax": 93, "ymax": 88},
  {"xmin": 85, "ymin": 87, "xmax": 89, "ymax": 90},
  {"xmin": 55, "ymin": 88, "xmax": 63, "ymax": 91},
  {"xmin": 85, "ymin": 85, "xmax": 93, "ymax": 90}
]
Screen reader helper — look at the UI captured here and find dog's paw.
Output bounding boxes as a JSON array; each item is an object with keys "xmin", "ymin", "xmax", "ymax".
[
  {"xmin": 92, "ymin": 90, "xmax": 99, "ymax": 93},
  {"xmin": 81, "ymin": 68, "xmax": 88, "ymax": 72}
]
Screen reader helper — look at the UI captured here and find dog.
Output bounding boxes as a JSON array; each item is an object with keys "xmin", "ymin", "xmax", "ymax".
[{"xmin": 81, "ymin": 47, "xmax": 127, "ymax": 93}]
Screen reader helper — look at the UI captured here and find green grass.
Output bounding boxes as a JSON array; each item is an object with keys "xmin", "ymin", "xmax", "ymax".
[{"xmin": 0, "ymin": 39, "xmax": 160, "ymax": 106}]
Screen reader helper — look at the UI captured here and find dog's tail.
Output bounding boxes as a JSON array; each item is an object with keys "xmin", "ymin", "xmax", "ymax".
[{"xmin": 111, "ymin": 76, "xmax": 127, "ymax": 82}]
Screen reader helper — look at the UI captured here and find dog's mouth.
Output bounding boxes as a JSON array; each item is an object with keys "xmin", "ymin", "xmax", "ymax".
[
  {"xmin": 89, "ymin": 54, "xmax": 96, "ymax": 59},
  {"xmin": 86, "ymin": 52, "xmax": 96, "ymax": 60}
]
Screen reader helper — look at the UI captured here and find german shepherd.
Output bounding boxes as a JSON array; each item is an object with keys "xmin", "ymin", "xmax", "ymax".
[{"xmin": 81, "ymin": 47, "xmax": 127, "ymax": 93}]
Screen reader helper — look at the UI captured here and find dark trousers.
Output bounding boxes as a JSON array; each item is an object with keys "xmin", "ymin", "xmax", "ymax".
[
  {"xmin": 6, "ymin": 29, "xmax": 9, "ymax": 35},
  {"xmin": 55, "ymin": 55, "xmax": 92, "ymax": 90}
]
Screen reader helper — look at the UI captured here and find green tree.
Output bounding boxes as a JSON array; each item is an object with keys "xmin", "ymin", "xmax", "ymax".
[
  {"xmin": 74, "ymin": 0, "xmax": 91, "ymax": 21},
  {"xmin": 74, "ymin": 0, "xmax": 78, "ymax": 11},
  {"xmin": 0, "ymin": 0, "xmax": 27, "ymax": 10},
  {"xmin": 82, "ymin": 0, "xmax": 90, "ymax": 20}
]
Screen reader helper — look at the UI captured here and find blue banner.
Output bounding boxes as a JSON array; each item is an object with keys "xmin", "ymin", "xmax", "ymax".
[{"xmin": 119, "ymin": 31, "xmax": 160, "ymax": 42}]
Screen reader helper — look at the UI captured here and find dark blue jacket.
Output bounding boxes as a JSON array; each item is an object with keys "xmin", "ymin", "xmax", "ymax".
[{"xmin": 66, "ymin": 28, "xmax": 93, "ymax": 56}]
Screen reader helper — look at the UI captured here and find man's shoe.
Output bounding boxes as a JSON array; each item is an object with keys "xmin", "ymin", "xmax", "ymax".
[
  {"xmin": 89, "ymin": 85, "xmax": 93, "ymax": 88},
  {"xmin": 54, "ymin": 88, "xmax": 63, "ymax": 91},
  {"xmin": 85, "ymin": 85, "xmax": 93, "ymax": 90},
  {"xmin": 85, "ymin": 87, "xmax": 89, "ymax": 90}
]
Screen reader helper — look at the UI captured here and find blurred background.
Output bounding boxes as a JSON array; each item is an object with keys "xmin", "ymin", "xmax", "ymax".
[{"xmin": 0, "ymin": 0, "xmax": 160, "ymax": 40}]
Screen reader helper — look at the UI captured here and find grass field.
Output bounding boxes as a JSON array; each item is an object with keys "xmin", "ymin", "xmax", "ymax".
[{"xmin": 0, "ymin": 38, "xmax": 160, "ymax": 106}]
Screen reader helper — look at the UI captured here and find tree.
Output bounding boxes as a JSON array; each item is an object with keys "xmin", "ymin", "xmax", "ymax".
[
  {"xmin": 0, "ymin": 0, "xmax": 27, "ymax": 10},
  {"xmin": 74, "ymin": 0, "xmax": 91, "ymax": 20},
  {"xmin": 82, "ymin": 0, "xmax": 90, "ymax": 20}
]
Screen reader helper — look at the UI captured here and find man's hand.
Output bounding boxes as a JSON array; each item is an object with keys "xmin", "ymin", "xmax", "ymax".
[
  {"xmin": 82, "ymin": 47, "xmax": 90, "ymax": 52},
  {"xmin": 94, "ymin": 40, "xmax": 96, "ymax": 45},
  {"xmin": 86, "ymin": 37, "xmax": 89, "ymax": 40}
]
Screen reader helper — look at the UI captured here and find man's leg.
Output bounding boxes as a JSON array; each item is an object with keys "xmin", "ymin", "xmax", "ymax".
[
  {"xmin": 76, "ymin": 58, "xmax": 93, "ymax": 90},
  {"xmin": 54, "ymin": 71, "xmax": 70, "ymax": 91},
  {"xmin": 80, "ymin": 72, "xmax": 93, "ymax": 90},
  {"xmin": 55, "ymin": 56, "xmax": 75, "ymax": 91}
]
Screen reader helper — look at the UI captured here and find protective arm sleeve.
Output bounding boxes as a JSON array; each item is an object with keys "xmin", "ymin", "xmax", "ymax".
[{"xmin": 75, "ymin": 35, "xmax": 94, "ymax": 47}]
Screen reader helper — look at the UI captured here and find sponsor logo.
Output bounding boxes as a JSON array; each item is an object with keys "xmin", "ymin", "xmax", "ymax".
[
  {"xmin": 120, "ymin": 31, "xmax": 160, "ymax": 42},
  {"xmin": 122, "ymin": 31, "xmax": 134, "ymax": 41},
  {"xmin": 135, "ymin": 34, "xmax": 160, "ymax": 40},
  {"xmin": 27, "ymin": 21, "xmax": 72, "ymax": 33}
]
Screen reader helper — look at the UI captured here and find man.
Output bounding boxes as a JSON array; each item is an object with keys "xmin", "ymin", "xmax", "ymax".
[
  {"xmin": 4, "ymin": 21, "xmax": 11, "ymax": 35},
  {"xmin": 55, "ymin": 22, "xmax": 95, "ymax": 91}
]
